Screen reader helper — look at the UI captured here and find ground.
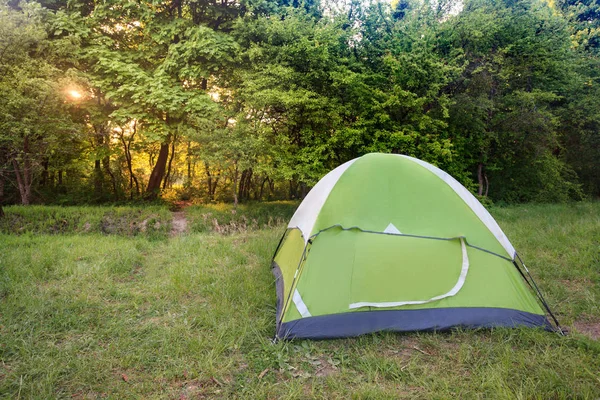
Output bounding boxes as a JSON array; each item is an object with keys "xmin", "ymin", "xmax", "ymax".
[{"xmin": 0, "ymin": 202, "xmax": 599, "ymax": 398}]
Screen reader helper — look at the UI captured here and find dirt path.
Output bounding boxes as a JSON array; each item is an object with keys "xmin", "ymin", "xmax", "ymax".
[
  {"xmin": 170, "ymin": 211, "xmax": 188, "ymax": 236},
  {"xmin": 573, "ymin": 321, "xmax": 600, "ymax": 340}
]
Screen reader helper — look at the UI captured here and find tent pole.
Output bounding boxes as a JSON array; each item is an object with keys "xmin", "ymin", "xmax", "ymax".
[
  {"xmin": 514, "ymin": 253, "xmax": 565, "ymax": 335},
  {"xmin": 275, "ymin": 241, "xmax": 311, "ymax": 339},
  {"xmin": 271, "ymin": 228, "xmax": 289, "ymax": 342},
  {"xmin": 271, "ymin": 229, "xmax": 289, "ymax": 261}
]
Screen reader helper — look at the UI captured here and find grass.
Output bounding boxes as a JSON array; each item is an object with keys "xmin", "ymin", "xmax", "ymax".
[
  {"xmin": 0, "ymin": 205, "xmax": 171, "ymax": 238},
  {"xmin": 0, "ymin": 202, "xmax": 599, "ymax": 398},
  {"xmin": 492, "ymin": 202, "xmax": 600, "ymax": 325},
  {"xmin": 184, "ymin": 201, "xmax": 298, "ymax": 234}
]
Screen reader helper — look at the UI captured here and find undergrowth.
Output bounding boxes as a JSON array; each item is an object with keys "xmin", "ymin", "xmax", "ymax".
[
  {"xmin": 185, "ymin": 201, "xmax": 298, "ymax": 234},
  {"xmin": 0, "ymin": 205, "xmax": 171, "ymax": 237}
]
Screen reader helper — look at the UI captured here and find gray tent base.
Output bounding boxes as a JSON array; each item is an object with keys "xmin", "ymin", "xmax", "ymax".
[{"xmin": 276, "ymin": 307, "xmax": 553, "ymax": 340}]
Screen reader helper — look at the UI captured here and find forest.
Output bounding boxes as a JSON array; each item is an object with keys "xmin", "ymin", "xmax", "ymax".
[{"xmin": 0, "ymin": 0, "xmax": 599, "ymax": 211}]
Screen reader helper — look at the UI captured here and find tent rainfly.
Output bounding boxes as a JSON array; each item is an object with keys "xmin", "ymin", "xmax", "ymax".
[{"xmin": 272, "ymin": 153, "xmax": 561, "ymax": 340}]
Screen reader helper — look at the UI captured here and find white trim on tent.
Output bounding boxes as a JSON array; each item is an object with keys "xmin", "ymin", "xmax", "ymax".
[
  {"xmin": 287, "ymin": 154, "xmax": 516, "ymax": 258},
  {"xmin": 397, "ymin": 155, "xmax": 516, "ymax": 259},
  {"xmin": 293, "ymin": 289, "xmax": 312, "ymax": 318},
  {"xmin": 287, "ymin": 159, "xmax": 357, "ymax": 242},
  {"xmin": 349, "ymin": 238, "xmax": 470, "ymax": 309},
  {"xmin": 383, "ymin": 223, "xmax": 402, "ymax": 234}
]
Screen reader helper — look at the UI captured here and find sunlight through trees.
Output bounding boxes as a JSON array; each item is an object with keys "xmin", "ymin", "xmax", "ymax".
[{"xmin": 0, "ymin": 0, "xmax": 598, "ymax": 207}]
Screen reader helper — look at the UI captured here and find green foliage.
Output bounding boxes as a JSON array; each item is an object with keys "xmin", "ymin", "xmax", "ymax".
[
  {"xmin": 1, "ymin": 0, "xmax": 599, "ymax": 204},
  {"xmin": 232, "ymin": 9, "xmax": 354, "ymax": 184},
  {"xmin": 557, "ymin": 0, "xmax": 600, "ymax": 54},
  {"xmin": 0, "ymin": 1, "xmax": 83, "ymax": 204},
  {"xmin": 492, "ymin": 152, "xmax": 584, "ymax": 203},
  {"xmin": 442, "ymin": 0, "xmax": 582, "ymax": 200}
]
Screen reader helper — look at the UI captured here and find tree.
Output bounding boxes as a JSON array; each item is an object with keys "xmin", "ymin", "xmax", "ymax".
[
  {"xmin": 56, "ymin": 0, "xmax": 239, "ymax": 199},
  {"xmin": 443, "ymin": 0, "xmax": 579, "ymax": 201},
  {"xmin": 555, "ymin": 0, "xmax": 600, "ymax": 198},
  {"xmin": 233, "ymin": 6, "xmax": 368, "ymax": 191},
  {"xmin": 0, "ymin": 0, "xmax": 598, "ymax": 205},
  {"xmin": 0, "ymin": 1, "xmax": 81, "ymax": 205}
]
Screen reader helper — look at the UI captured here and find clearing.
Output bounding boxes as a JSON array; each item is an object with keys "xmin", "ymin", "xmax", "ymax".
[{"xmin": 0, "ymin": 202, "xmax": 599, "ymax": 398}]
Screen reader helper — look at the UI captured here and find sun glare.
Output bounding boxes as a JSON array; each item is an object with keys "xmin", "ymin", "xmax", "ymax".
[{"xmin": 69, "ymin": 90, "xmax": 83, "ymax": 99}]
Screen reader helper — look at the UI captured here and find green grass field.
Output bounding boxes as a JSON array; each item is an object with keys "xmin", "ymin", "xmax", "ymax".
[{"xmin": 0, "ymin": 202, "xmax": 599, "ymax": 398}]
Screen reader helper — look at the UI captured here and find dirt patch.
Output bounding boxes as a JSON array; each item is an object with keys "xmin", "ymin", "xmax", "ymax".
[
  {"xmin": 306, "ymin": 356, "xmax": 340, "ymax": 378},
  {"xmin": 170, "ymin": 200, "xmax": 193, "ymax": 212},
  {"xmin": 385, "ymin": 337, "xmax": 428, "ymax": 358},
  {"xmin": 559, "ymin": 278, "xmax": 593, "ymax": 292},
  {"xmin": 170, "ymin": 211, "xmax": 188, "ymax": 236},
  {"xmin": 314, "ymin": 363, "xmax": 338, "ymax": 378},
  {"xmin": 386, "ymin": 347, "xmax": 415, "ymax": 361},
  {"xmin": 175, "ymin": 376, "xmax": 229, "ymax": 399},
  {"xmin": 573, "ymin": 321, "xmax": 600, "ymax": 340}
]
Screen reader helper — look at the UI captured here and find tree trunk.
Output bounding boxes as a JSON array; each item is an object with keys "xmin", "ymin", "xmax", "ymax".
[
  {"xmin": 205, "ymin": 161, "xmax": 213, "ymax": 201},
  {"xmin": 244, "ymin": 168, "xmax": 253, "ymax": 200},
  {"xmin": 96, "ymin": 124, "xmax": 118, "ymax": 201},
  {"xmin": 119, "ymin": 129, "xmax": 140, "ymax": 198},
  {"xmin": 41, "ymin": 158, "xmax": 49, "ymax": 186},
  {"xmin": 0, "ymin": 173, "xmax": 5, "ymax": 218},
  {"xmin": 12, "ymin": 159, "xmax": 31, "ymax": 205},
  {"xmin": 210, "ymin": 177, "xmax": 219, "ymax": 200},
  {"xmin": 93, "ymin": 126, "xmax": 105, "ymax": 198},
  {"xmin": 300, "ymin": 182, "xmax": 308, "ymax": 199},
  {"xmin": 484, "ymin": 173, "xmax": 489, "ymax": 198},
  {"xmin": 163, "ymin": 134, "xmax": 176, "ymax": 190},
  {"xmin": 252, "ymin": 173, "xmax": 261, "ymax": 200},
  {"xmin": 259, "ymin": 176, "xmax": 268, "ymax": 200},
  {"xmin": 23, "ymin": 137, "xmax": 32, "ymax": 203},
  {"xmin": 232, "ymin": 161, "xmax": 239, "ymax": 207},
  {"xmin": 145, "ymin": 134, "xmax": 171, "ymax": 200},
  {"xmin": 205, "ymin": 162, "xmax": 219, "ymax": 201},
  {"xmin": 288, "ymin": 180, "xmax": 299, "ymax": 200},
  {"xmin": 103, "ymin": 156, "xmax": 119, "ymax": 201},
  {"xmin": 238, "ymin": 169, "xmax": 247, "ymax": 203},
  {"xmin": 58, "ymin": 170, "xmax": 63, "ymax": 186},
  {"xmin": 186, "ymin": 141, "xmax": 192, "ymax": 186},
  {"xmin": 12, "ymin": 135, "xmax": 33, "ymax": 205},
  {"xmin": 477, "ymin": 163, "xmax": 484, "ymax": 197},
  {"xmin": 94, "ymin": 159, "xmax": 103, "ymax": 197}
]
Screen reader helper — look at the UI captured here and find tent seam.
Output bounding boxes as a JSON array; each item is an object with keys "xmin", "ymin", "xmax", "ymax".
[
  {"xmin": 307, "ymin": 224, "xmax": 513, "ymax": 262},
  {"xmin": 397, "ymin": 155, "xmax": 516, "ymax": 259}
]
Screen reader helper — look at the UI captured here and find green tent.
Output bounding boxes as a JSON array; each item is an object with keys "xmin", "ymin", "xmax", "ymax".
[{"xmin": 272, "ymin": 153, "xmax": 560, "ymax": 339}]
